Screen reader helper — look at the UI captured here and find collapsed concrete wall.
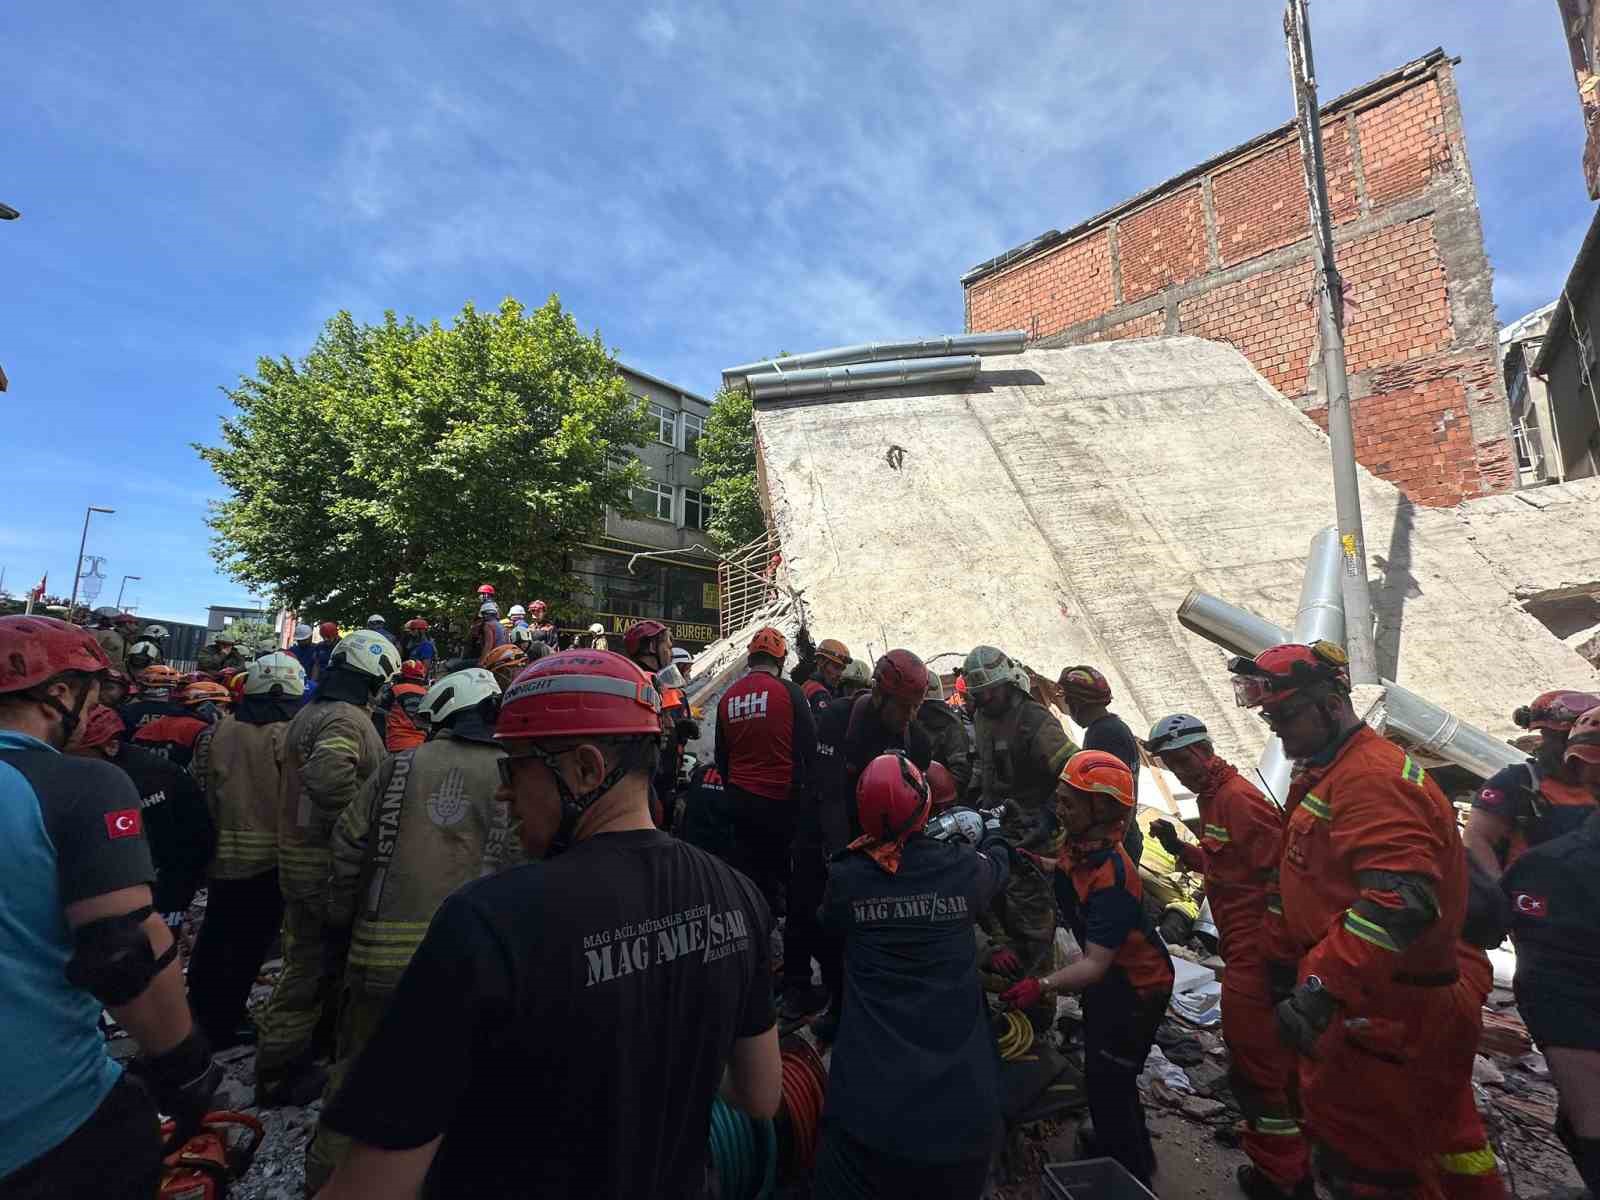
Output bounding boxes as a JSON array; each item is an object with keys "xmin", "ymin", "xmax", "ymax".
[{"xmin": 751, "ymin": 336, "xmax": 1599, "ymax": 769}]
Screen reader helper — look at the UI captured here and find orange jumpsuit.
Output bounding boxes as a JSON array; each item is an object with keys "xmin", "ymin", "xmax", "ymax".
[
  {"xmin": 1268, "ymin": 726, "xmax": 1503, "ymax": 1200},
  {"xmin": 1173, "ymin": 759, "xmax": 1307, "ymax": 1189}
]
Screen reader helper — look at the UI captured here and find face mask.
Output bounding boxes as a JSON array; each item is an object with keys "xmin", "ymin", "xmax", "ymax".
[{"xmin": 655, "ymin": 664, "xmax": 686, "ymax": 689}]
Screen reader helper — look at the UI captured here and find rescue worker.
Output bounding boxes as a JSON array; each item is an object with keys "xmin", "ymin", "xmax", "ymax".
[
  {"xmin": 365, "ymin": 614, "xmax": 397, "ymax": 648},
  {"xmin": 838, "ymin": 657, "xmax": 871, "ymax": 698},
  {"xmin": 1465, "ymin": 689, "xmax": 1600, "ymax": 879},
  {"xmin": 482, "ymin": 642, "xmax": 530, "ymax": 691},
  {"xmin": 506, "ymin": 604, "xmax": 531, "ymax": 645},
  {"xmin": 315, "ymin": 650, "xmax": 780, "ymax": 1198},
  {"xmin": 624, "ymin": 618, "xmax": 695, "ymax": 822},
  {"xmin": 672, "ymin": 645, "xmax": 695, "ymax": 681},
  {"xmin": 585, "ymin": 621, "xmax": 610, "ymax": 651},
  {"xmin": 1060, "ymin": 664, "xmax": 1143, "ymax": 864},
  {"xmin": 254, "ymin": 628, "xmax": 391, "ymax": 1106},
  {"xmin": 197, "ymin": 633, "xmax": 247, "ymax": 675},
  {"xmin": 1002, "ymin": 750, "xmax": 1173, "ymax": 1187},
  {"xmin": 125, "ymin": 624, "xmax": 167, "ymax": 673},
  {"xmin": 289, "ymin": 622, "xmax": 319, "ymax": 677},
  {"xmin": 307, "ymin": 667, "xmax": 516, "ymax": 1191},
  {"xmin": 186, "ymin": 652, "xmax": 303, "ymax": 1049},
  {"xmin": 133, "ymin": 678, "xmax": 228, "ymax": 769},
  {"xmin": 525, "ymin": 599, "xmax": 561, "ymax": 651},
  {"xmin": 378, "ymin": 660, "xmax": 430, "ymax": 752},
  {"xmin": 715, "ymin": 627, "xmax": 820, "ymax": 1018},
  {"xmin": 966, "ymin": 644, "xmax": 1076, "ymax": 1029},
  {"xmin": 310, "ymin": 620, "xmax": 340, "ymax": 680},
  {"xmin": 467, "ymin": 600, "xmax": 507, "ymax": 660},
  {"xmin": 801, "ymin": 636, "xmax": 852, "ymax": 716},
  {"xmin": 679, "ymin": 759, "xmax": 735, "ymax": 859},
  {"xmin": 88, "ymin": 606, "xmax": 129, "ymax": 670},
  {"xmin": 918, "ymin": 670, "xmax": 974, "ymax": 801},
  {"xmin": 1501, "ymin": 707, "xmax": 1600, "ymax": 1196},
  {"xmin": 811, "ymin": 649, "xmax": 934, "ymax": 1037},
  {"xmin": 1235, "ymin": 642, "xmax": 1504, "ymax": 1200},
  {"xmin": 1145, "ymin": 713, "xmax": 1308, "ymax": 1199},
  {"xmin": 99, "ymin": 665, "xmax": 131, "ymax": 710},
  {"xmin": 399, "ymin": 617, "xmax": 435, "ymax": 670},
  {"xmin": 68, "ymin": 704, "xmax": 216, "ymax": 931},
  {"xmin": 117, "ymin": 663, "xmax": 188, "ymax": 740},
  {"xmin": 816, "ymin": 753, "xmax": 1012, "ymax": 1199},
  {"xmin": 0, "ymin": 615, "xmax": 222, "ymax": 1199}
]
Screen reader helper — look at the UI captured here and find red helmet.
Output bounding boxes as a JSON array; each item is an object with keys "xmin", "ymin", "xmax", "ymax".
[
  {"xmin": 1564, "ymin": 706, "xmax": 1600, "ymax": 767},
  {"xmin": 318, "ymin": 621, "xmax": 339, "ymax": 640},
  {"xmin": 478, "ymin": 584, "xmax": 496, "ymax": 597},
  {"xmin": 183, "ymin": 680, "xmax": 232, "ymax": 708},
  {"xmin": 400, "ymin": 659, "xmax": 429, "ymax": 681},
  {"xmin": 748, "ymin": 626, "xmax": 788, "ymax": 661},
  {"xmin": 926, "ymin": 761, "xmax": 958, "ymax": 812},
  {"xmin": 530, "ymin": 600, "xmax": 548, "ymax": 614},
  {"xmin": 873, "ymin": 649, "xmax": 928, "ymax": 702},
  {"xmin": 1228, "ymin": 641, "xmax": 1350, "ymax": 709},
  {"xmin": 1059, "ymin": 665, "xmax": 1113, "ymax": 705},
  {"xmin": 856, "ymin": 753, "xmax": 932, "ymax": 843},
  {"xmin": 1060, "ymin": 749, "xmax": 1135, "ymax": 807},
  {"xmin": 405, "ymin": 618, "xmax": 430, "ymax": 633},
  {"xmin": 71, "ymin": 705, "xmax": 127, "ymax": 751},
  {"xmin": 0, "ymin": 615, "xmax": 112, "ymax": 694},
  {"xmin": 1514, "ymin": 690, "xmax": 1600, "ymax": 733},
  {"xmin": 622, "ymin": 619, "xmax": 669, "ymax": 659},
  {"xmin": 496, "ymin": 650, "xmax": 661, "ymax": 742}
]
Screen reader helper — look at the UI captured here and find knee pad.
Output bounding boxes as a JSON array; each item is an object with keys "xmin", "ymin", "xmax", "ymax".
[{"xmin": 66, "ymin": 905, "xmax": 178, "ymax": 1007}]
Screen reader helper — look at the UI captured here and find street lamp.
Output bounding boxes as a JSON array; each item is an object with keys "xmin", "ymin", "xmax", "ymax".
[
  {"xmin": 66, "ymin": 506, "xmax": 114, "ymax": 616},
  {"xmin": 116, "ymin": 575, "xmax": 142, "ymax": 610}
]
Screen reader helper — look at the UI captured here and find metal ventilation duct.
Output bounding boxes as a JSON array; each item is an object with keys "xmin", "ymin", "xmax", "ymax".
[
  {"xmin": 723, "ymin": 331, "xmax": 1024, "ymax": 387},
  {"xmin": 744, "ymin": 355, "xmax": 980, "ymax": 402}
]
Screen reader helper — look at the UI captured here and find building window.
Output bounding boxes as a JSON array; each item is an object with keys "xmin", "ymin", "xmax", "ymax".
[
  {"xmin": 632, "ymin": 478, "xmax": 674, "ymax": 521},
  {"xmin": 683, "ymin": 488, "xmax": 712, "ymax": 530},
  {"xmin": 650, "ymin": 403, "xmax": 677, "ymax": 446},
  {"xmin": 682, "ymin": 411, "xmax": 704, "ymax": 457}
]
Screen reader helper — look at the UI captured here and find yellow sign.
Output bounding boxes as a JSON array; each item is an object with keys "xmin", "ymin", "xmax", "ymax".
[
  {"xmin": 702, "ymin": 583, "xmax": 720, "ymax": 608},
  {"xmin": 587, "ymin": 613, "xmax": 718, "ymax": 645}
]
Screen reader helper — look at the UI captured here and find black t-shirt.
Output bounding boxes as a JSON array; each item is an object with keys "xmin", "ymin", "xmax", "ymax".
[
  {"xmin": 1503, "ymin": 811, "xmax": 1600, "ymax": 1007},
  {"xmin": 1083, "ymin": 713, "xmax": 1144, "ymax": 863},
  {"xmin": 821, "ymin": 834, "xmax": 1010, "ymax": 1163},
  {"xmin": 814, "ymin": 696, "xmax": 934, "ymax": 852},
  {"xmin": 112, "ymin": 744, "xmax": 216, "ymax": 914},
  {"xmin": 323, "ymin": 828, "xmax": 775, "ymax": 1199}
]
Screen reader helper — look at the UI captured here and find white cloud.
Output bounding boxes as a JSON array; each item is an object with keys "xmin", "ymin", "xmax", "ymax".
[{"xmin": 637, "ymin": 10, "xmax": 678, "ymax": 52}]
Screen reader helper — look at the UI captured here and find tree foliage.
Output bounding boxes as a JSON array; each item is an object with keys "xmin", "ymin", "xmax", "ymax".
[
  {"xmin": 698, "ymin": 385, "xmax": 767, "ymax": 551},
  {"xmin": 197, "ymin": 297, "xmax": 649, "ymax": 626}
]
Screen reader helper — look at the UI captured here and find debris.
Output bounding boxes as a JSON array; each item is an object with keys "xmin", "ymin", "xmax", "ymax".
[
  {"xmin": 1472, "ymin": 1056, "xmax": 1505, "ymax": 1087},
  {"xmin": 1180, "ymin": 1096, "xmax": 1227, "ymax": 1121},
  {"xmin": 1186, "ymin": 1059, "xmax": 1232, "ymax": 1097},
  {"xmin": 1518, "ymin": 1050, "xmax": 1550, "ymax": 1077},
  {"xmin": 1138, "ymin": 1045, "xmax": 1194, "ymax": 1094},
  {"xmin": 1480, "ymin": 1009, "xmax": 1533, "ymax": 1057}
]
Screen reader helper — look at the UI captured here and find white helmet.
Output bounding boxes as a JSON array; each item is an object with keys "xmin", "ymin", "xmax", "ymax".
[
  {"xmin": 330, "ymin": 628, "xmax": 401, "ymax": 679},
  {"xmin": 672, "ymin": 647, "xmax": 693, "ymax": 666},
  {"xmin": 1009, "ymin": 665, "xmax": 1032, "ymax": 694},
  {"xmin": 508, "ymin": 604, "xmax": 527, "ymax": 618},
  {"xmin": 417, "ymin": 668, "xmax": 501, "ymax": 725},
  {"xmin": 129, "ymin": 640, "xmax": 161, "ymax": 659},
  {"xmin": 143, "ymin": 624, "xmax": 169, "ymax": 639},
  {"xmin": 366, "ymin": 614, "xmax": 386, "ymax": 627},
  {"xmin": 245, "ymin": 651, "xmax": 307, "ymax": 697},
  {"xmin": 588, "ymin": 623, "xmax": 605, "ymax": 635},
  {"xmin": 294, "ymin": 622, "xmax": 313, "ymax": 641},
  {"xmin": 961, "ymin": 645, "xmax": 1012, "ymax": 693},
  {"xmin": 480, "ymin": 601, "xmax": 499, "ymax": 616}
]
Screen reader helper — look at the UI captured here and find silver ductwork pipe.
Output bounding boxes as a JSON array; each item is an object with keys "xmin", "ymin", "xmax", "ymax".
[
  {"xmin": 1178, "ymin": 589, "xmax": 1523, "ymax": 781},
  {"xmin": 723, "ymin": 331, "xmax": 1025, "ymax": 387},
  {"xmin": 744, "ymin": 355, "xmax": 980, "ymax": 402}
]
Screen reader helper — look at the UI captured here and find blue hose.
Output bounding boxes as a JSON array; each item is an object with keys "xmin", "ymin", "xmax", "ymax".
[{"xmin": 710, "ymin": 1097, "xmax": 778, "ymax": 1200}]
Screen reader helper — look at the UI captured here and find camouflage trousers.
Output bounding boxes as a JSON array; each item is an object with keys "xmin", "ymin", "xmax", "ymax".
[
  {"xmin": 990, "ymin": 857, "xmax": 1058, "ymax": 1030},
  {"xmin": 305, "ymin": 977, "xmax": 393, "ymax": 1194},
  {"xmin": 254, "ymin": 898, "xmax": 342, "ymax": 1090}
]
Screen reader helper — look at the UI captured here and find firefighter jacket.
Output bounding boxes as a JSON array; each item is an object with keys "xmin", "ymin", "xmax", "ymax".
[
  {"xmin": 974, "ymin": 692, "xmax": 1076, "ymax": 849},
  {"xmin": 1267, "ymin": 725, "xmax": 1469, "ymax": 1008},
  {"xmin": 133, "ymin": 712, "xmax": 211, "ymax": 770},
  {"xmin": 192, "ymin": 715, "xmax": 287, "ymax": 880},
  {"xmin": 1473, "ymin": 759, "xmax": 1597, "ymax": 869},
  {"xmin": 197, "ymin": 646, "xmax": 248, "ymax": 674},
  {"xmin": 382, "ymin": 681, "xmax": 428, "ymax": 752},
  {"xmin": 1171, "ymin": 758, "xmax": 1283, "ymax": 967},
  {"xmin": 91, "ymin": 628, "xmax": 128, "ymax": 672},
  {"xmin": 325, "ymin": 729, "xmax": 517, "ymax": 989},
  {"xmin": 278, "ymin": 698, "xmax": 387, "ymax": 905},
  {"xmin": 917, "ymin": 698, "xmax": 974, "ymax": 799}
]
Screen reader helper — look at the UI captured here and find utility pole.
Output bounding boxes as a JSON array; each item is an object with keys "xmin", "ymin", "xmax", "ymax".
[
  {"xmin": 1284, "ymin": 0, "xmax": 1378, "ymax": 684},
  {"xmin": 66, "ymin": 506, "xmax": 115, "ymax": 618},
  {"xmin": 116, "ymin": 575, "xmax": 141, "ymax": 610}
]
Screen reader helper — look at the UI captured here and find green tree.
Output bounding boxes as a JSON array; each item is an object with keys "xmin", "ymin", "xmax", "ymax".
[
  {"xmin": 698, "ymin": 385, "xmax": 767, "ymax": 550},
  {"xmin": 197, "ymin": 297, "xmax": 649, "ymax": 626}
]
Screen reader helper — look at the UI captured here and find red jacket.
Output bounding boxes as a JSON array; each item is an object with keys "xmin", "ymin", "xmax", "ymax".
[
  {"xmin": 1173, "ymin": 759, "xmax": 1282, "ymax": 966},
  {"xmin": 133, "ymin": 713, "xmax": 209, "ymax": 770},
  {"xmin": 1269, "ymin": 726, "xmax": 1467, "ymax": 1007}
]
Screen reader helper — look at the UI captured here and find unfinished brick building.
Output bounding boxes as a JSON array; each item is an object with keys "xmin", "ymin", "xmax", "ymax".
[{"xmin": 961, "ymin": 49, "xmax": 1515, "ymax": 506}]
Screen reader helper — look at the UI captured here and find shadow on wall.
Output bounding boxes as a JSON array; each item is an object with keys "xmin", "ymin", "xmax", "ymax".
[{"xmin": 1372, "ymin": 495, "xmax": 1420, "ymax": 682}]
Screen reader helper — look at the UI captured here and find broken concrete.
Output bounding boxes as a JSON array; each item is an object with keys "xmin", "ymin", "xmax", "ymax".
[{"xmin": 751, "ymin": 336, "xmax": 1599, "ymax": 768}]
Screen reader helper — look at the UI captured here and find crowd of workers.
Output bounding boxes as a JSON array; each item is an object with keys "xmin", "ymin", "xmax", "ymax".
[{"xmin": 2, "ymin": 590, "xmax": 1598, "ymax": 1200}]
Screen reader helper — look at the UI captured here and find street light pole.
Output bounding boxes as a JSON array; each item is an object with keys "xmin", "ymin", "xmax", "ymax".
[
  {"xmin": 66, "ymin": 506, "xmax": 115, "ymax": 617},
  {"xmin": 116, "ymin": 575, "xmax": 142, "ymax": 610},
  {"xmin": 1284, "ymin": 0, "xmax": 1378, "ymax": 685}
]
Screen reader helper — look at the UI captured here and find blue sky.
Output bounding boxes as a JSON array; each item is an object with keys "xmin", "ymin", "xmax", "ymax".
[{"xmin": 4, "ymin": 1, "xmax": 1592, "ymax": 623}]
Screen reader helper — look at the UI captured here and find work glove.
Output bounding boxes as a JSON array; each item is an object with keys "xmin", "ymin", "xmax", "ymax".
[
  {"xmin": 1266, "ymin": 960, "xmax": 1298, "ymax": 1005},
  {"xmin": 988, "ymin": 947, "xmax": 1024, "ymax": 978},
  {"xmin": 130, "ymin": 1030, "xmax": 223, "ymax": 1147},
  {"xmin": 1149, "ymin": 818, "xmax": 1184, "ymax": 859},
  {"xmin": 1000, "ymin": 976, "xmax": 1044, "ymax": 1010},
  {"xmin": 1275, "ymin": 976, "xmax": 1340, "ymax": 1058},
  {"xmin": 674, "ymin": 717, "xmax": 701, "ymax": 743}
]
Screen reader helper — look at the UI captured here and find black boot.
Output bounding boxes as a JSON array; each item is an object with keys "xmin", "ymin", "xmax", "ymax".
[{"xmin": 1237, "ymin": 1164, "xmax": 1315, "ymax": 1200}]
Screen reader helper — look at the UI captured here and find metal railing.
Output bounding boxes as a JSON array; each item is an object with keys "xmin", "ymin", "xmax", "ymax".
[{"xmin": 717, "ymin": 532, "xmax": 781, "ymax": 637}]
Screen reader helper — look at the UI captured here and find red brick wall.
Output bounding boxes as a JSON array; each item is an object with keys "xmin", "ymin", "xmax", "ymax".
[{"xmin": 962, "ymin": 67, "xmax": 1509, "ymax": 507}]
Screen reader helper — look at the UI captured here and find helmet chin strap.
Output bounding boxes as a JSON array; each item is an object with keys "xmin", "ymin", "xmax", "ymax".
[
  {"xmin": 524, "ymin": 744, "xmax": 633, "ymax": 859},
  {"xmin": 30, "ymin": 677, "xmax": 96, "ymax": 749}
]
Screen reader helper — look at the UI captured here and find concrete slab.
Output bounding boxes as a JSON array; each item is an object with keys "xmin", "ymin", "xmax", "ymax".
[{"xmin": 752, "ymin": 336, "xmax": 1600, "ymax": 767}]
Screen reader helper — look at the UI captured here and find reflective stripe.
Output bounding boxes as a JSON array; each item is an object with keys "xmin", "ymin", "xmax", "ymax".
[
  {"xmin": 1203, "ymin": 823, "xmax": 1232, "ymax": 843},
  {"xmin": 1266, "ymin": 896, "xmax": 1283, "ymax": 915},
  {"xmin": 502, "ymin": 672, "xmax": 659, "ymax": 710},
  {"xmin": 1401, "ymin": 756, "xmax": 1427, "ymax": 789},
  {"xmin": 1343, "ymin": 908, "xmax": 1402, "ymax": 952},
  {"xmin": 311, "ymin": 737, "xmax": 360, "ymax": 756},
  {"xmin": 216, "ymin": 830, "xmax": 277, "ymax": 848},
  {"xmin": 1254, "ymin": 1116, "xmax": 1302, "ymax": 1136},
  {"xmin": 1301, "ymin": 793, "xmax": 1331, "ymax": 821},
  {"xmin": 1437, "ymin": 1146, "xmax": 1497, "ymax": 1176}
]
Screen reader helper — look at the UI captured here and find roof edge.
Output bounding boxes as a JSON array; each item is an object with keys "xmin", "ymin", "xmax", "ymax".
[
  {"xmin": 961, "ymin": 48, "xmax": 1450, "ymax": 288},
  {"xmin": 616, "ymin": 359, "xmax": 712, "ymax": 406},
  {"xmin": 1533, "ymin": 205, "xmax": 1600, "ymax": 374}
]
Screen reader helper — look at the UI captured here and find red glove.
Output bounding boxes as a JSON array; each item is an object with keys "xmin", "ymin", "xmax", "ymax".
[
  {"xmin": 1000, "ymin": 977, "xmax": 1043, "ymax": 1010},
  {"xmin": 988, "ymin": 948, "xmax": 1023, "ymax": 977}
]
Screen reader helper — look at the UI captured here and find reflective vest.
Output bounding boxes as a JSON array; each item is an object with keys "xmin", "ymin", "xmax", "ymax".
[
  {"xmin": 194, "ymin": 716, "xmax": 287, "ymax": 879},
  {"xmin": 278, "ymin": 699, "xmax": 387, "ymax": 903}
]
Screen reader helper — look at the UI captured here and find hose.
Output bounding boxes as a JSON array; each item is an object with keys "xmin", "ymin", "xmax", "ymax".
[
  {"xmin": 710, "ymin": 1096, "xmax": 778, "ymax": 1200},
  {"xmin": 778, "ymin": 1039, "xmax": 828, "ymax": 1173},
  {"xmin": 996, "ymin": 1010, "xmax": 1035, "ymax": 1061}
]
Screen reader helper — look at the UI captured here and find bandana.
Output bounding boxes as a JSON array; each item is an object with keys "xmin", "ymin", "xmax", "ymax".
[{"xmin": 848, "ymin": 831, "xmax": 913, "ymax": 875}]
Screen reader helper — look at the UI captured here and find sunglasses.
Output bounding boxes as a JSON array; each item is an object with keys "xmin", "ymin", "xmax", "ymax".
[{"xmin": 496, "ymin": 747, "xmax": 578, "ymax": 789}]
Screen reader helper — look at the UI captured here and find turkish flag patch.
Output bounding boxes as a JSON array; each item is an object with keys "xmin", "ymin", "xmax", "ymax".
[
  {"xmin": 1512, "ymin": 892, "xmax": 1549, "ymax": 919},
  {"xmin": 104, "ymin": 809, "xmax": 142, "ymax": 840}
]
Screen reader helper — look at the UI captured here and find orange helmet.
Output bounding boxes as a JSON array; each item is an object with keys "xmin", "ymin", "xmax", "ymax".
[
  {"xmin": 1565, "ymin": 706, "xmax": 1600, "ymax": 768},
  {"xmin": 748, "ymin": 627, "xmax": 788, "ymax": 661},
  {"xmin": 1060, "ymin": 749, "xmax": 1135, "ymax": 808},
  {"xmin": 182, "ymin": 680, "xmax": 232, "ymax": 708},
  {"xmin": 815, "ymin": 638, "xmax": 851, "ymax": 667},
  {"xmin": 1514, "ymin": 691, "xmax": 1600, "ymax": 733},
  {"xmin": 135, "ymin": 664, "xmax": 184, "ymax": 692},
  {"xmin": 482, "ymin": 643, "xmax": 529, "ymax": 687},
  {"xmin": 1228, "ymin": 641, "xmax": 1350, "ymax": 709}
]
